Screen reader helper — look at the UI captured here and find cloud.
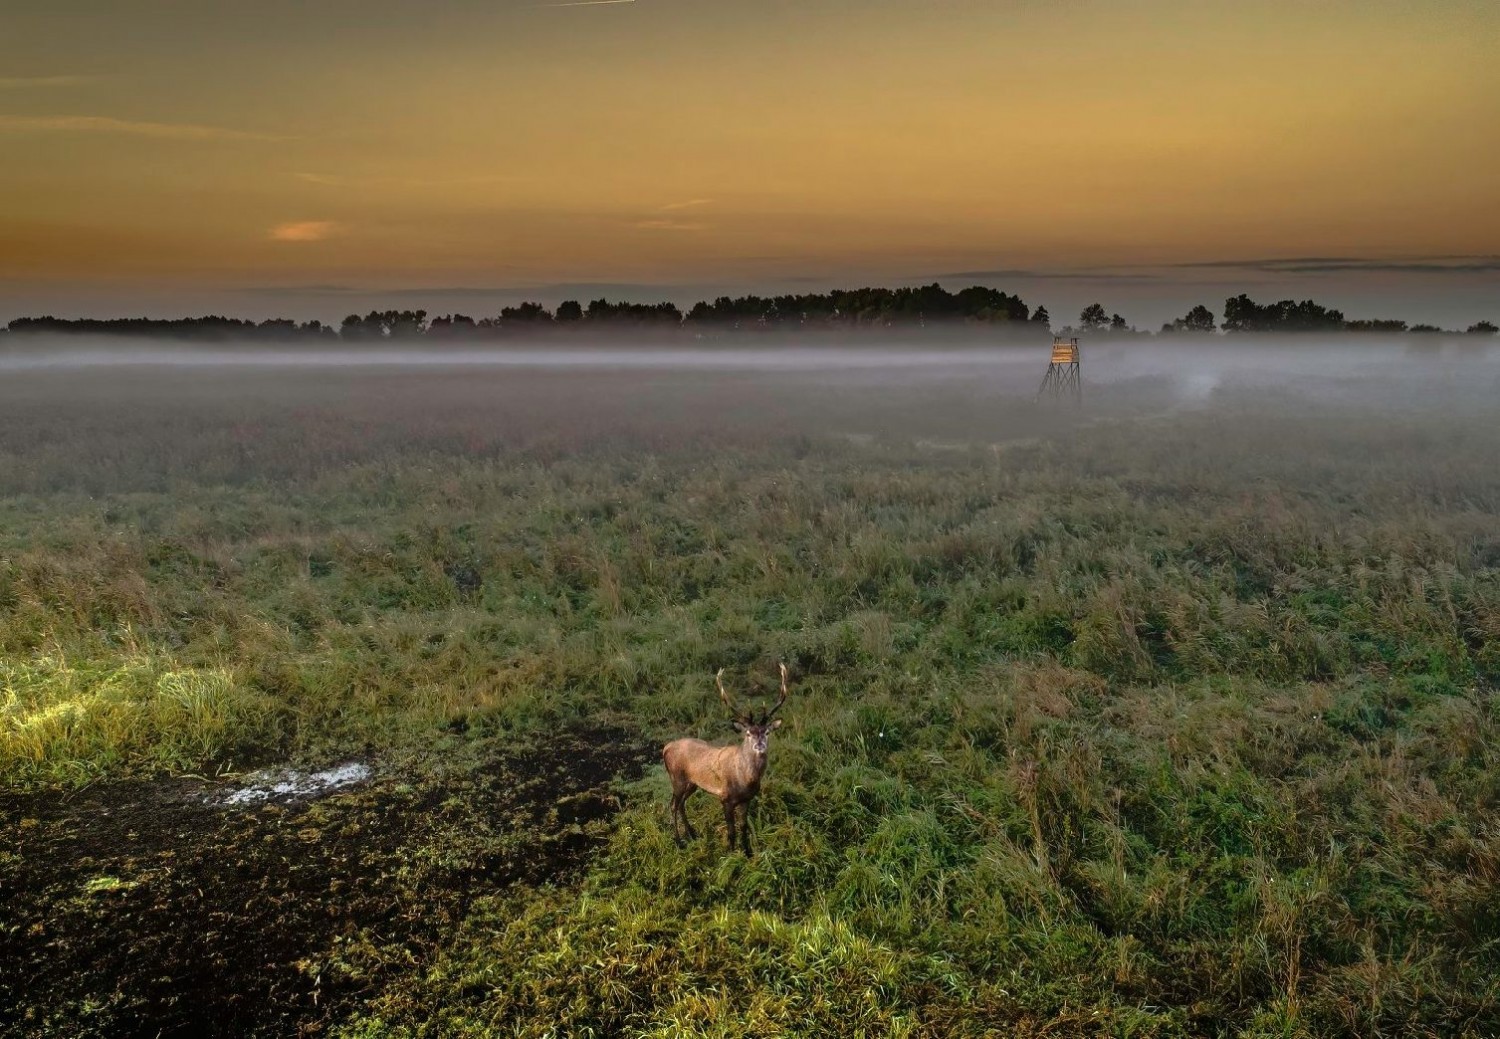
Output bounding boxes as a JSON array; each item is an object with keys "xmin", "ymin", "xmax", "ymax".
[
  {"xmin": 938, "ymin": 256, "xmax": 1500, "ymax": 285},
  {"xmin": 294, "ymin": 173, "xmax": 347, "ymax": 187},
  {"xmin": 294, "ymin": 172, "xmax": 511, "ymax": 189},
  {"xmin": 238, "ymin": 284, "xmax": 504, "ymax": 299},
  {"xmin": 235, "ymin": 280, "xmax": 723, "ymax": 302},
  {"xmin": 240, "ymin": 284, "xmax": 362, "ymax": 296},
  {"xmin": 1166, "ymin": 256, "xmax": 1356, "ymax": 270},
  {"xmin": 939, "ymin": 268, "xmax": 1162, "ymax": 282},
  {"xmin": 0, "ymin": 75, "xmax": 101, "ymax": 88},
  {"xmin": 631, "ymin": 219, "xmax": 708, "ymax": 232},
  {"xmin": 1166, "ymin": 255, "xmax": 1500, "ymax": 275},
  {"xmin": 660, "ymin": 198, "xmax": 713, "ymax": 211},
  {"xmin": 0, "ymin": 114, "xmax": 282, "ymax": 141},
  {"xmin": 269, "ymin": 221, "xmax": 337, "ymax": 243}
]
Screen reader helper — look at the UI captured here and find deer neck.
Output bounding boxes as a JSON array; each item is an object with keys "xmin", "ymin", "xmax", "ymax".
[{"xmin": 733, "ymin": 740, "xmax": 768, "ymax": 785}]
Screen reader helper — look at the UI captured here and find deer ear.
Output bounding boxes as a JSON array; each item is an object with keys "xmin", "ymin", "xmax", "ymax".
[
  {"xmin": 730, "ymin": 720, "xmax": 746, "ymax": 732},
  {"xmin": 768, "ymin": 718, "xmax": 783, "ymax": 730}
]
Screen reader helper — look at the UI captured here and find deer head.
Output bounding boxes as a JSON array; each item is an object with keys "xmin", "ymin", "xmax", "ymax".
[{"xmin": 716, "ymin": 662, "xmax": 787, "ymax": 760}]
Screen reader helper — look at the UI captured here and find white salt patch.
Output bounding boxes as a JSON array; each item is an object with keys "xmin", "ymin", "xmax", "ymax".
[{"xmin": 220, "ymin": 762, "xmax": 372, "ymax": 805}]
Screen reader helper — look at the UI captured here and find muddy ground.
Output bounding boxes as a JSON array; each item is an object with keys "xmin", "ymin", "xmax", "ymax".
[{"xmin": 0, "ymin": 728, "xmax": 654, "ymax": 1038}]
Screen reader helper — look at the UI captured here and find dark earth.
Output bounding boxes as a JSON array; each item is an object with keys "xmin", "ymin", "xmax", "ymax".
[{"xmin": 0, "ymin": 728, "xmax": 654, "ymax": 1038}]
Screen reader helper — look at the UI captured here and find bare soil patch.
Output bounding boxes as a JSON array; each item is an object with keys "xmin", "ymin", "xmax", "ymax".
[{"xmin": 0, "ymin": 727, "xmax": 653, "ymax": 1038}]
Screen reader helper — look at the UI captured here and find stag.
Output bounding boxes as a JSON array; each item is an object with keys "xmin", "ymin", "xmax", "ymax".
[{"xmin": 662, "ymin": 663, "xmax": 789, "ymax": 856}]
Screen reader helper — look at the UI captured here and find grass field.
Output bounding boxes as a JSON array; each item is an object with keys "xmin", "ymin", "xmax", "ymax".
[{"xmin": 2, "ymin": 339, "xmax": 1499, "ymax": 1037}]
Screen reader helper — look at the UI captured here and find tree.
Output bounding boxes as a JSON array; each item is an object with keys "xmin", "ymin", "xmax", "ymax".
[
  {"xmin": 1466, "ymin": 320, "xmax": 1497, "ymax": 335},
  {"xmin": 339, "ymin": 310, "xmax": 427, "ymax": 340},
  {"xmin": 1030, "ymin": 305, "xmax": 1050, "ymax": 326},
  {"xmin": 556, "ymin": 300, "xmax": 583, "ymax": 322},
  {"xmin": 388, "ymin": 310, "xmax": 428, "ymax": 338},
  {"xmin": 1161, "ymin": 304, "xmax": 1216, "ymax": 334},
  {"xmin": 954, "ymin": 285, "xmax": 1029, "ymax": 323},
  {"xmin": 584, "ymin": 298, "xmax": 683, "ymax": 325},
  {"xmin": 1221, "ymin": 294, "xmax": 1258, "ymax": 332},
  {"xmin": 1079, "ymin": 303, "xmax": 1109, "ymax": 331},
  {"xmin": 500, "ymin": 301, "xmax": 552, "ymax": 322},
  {"xmin": 428, "ymin": 314, "xmax": 476, "ymax": 338},
  {"xmin": 1221, "ymin": 294, "xmax": 1342, "ymax": 333},
  {"xmin": 1109, "ymin": 313, "xmax": 1129, "ymax": 332},
  {"xmin": 340, "ymin": 313, "xmax": 377, "ymax": 340}
]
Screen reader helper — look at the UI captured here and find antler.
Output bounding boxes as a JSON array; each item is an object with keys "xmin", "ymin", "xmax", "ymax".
[
  {"xmin": 716, "ymin": 667, "xmax": 745, "ymax": 722},
  {"xmin": 763, "ymin": 661, "xmax": 790, "ymax": 722}
]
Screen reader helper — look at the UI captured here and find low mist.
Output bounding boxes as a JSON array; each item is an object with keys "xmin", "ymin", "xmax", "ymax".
[{"xmin": 0, "ymin": 333, "xmax": 1494, "ymax": 494}]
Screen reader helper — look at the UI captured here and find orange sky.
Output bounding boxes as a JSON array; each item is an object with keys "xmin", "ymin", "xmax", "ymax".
[{"xmin": 1, "ymin": 0, "xmax": 1497, "ymax": 324}]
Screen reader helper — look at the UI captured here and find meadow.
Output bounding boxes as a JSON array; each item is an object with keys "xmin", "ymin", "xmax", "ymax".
[{"xmin": 2, "ymin": 338, "xmax": 1498, "ymax": 1037}]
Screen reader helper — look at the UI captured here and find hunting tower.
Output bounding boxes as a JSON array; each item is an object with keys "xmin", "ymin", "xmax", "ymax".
[{"xmin": 1037, "ymin": 335, "xmax": 1082, "ymax": 404}]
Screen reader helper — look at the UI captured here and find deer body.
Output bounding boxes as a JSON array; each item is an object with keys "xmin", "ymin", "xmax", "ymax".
[
  {"xmin": 663, "ymin": 664, "xmax": 788, "ymax": 855},
  {"xmin": 662, "ymin": 738, "xmax": 766, "ymax": 801}
]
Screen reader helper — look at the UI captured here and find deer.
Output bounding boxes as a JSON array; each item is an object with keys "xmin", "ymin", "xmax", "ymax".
[{"xmin": 662, "ymin": 663, "xmax": 789, "ymax": 856}]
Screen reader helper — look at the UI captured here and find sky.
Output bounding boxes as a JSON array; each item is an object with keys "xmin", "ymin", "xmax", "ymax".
[{"xmin": 1, "ymin": 0, "xmax": 1497, "ymax": 328}]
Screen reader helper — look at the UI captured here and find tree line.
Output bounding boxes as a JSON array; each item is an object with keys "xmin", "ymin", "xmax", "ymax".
[
  {"xmin": 1080, "ymin": 296, "xmax": 1496, "ymax": 337},
  {"xmin": 3, "ymin": 287, "xmax": 1494, "ymax": 341}
]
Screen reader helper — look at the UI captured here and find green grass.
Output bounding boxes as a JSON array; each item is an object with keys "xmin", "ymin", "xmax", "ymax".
[
  {"xmin": 2, "ymin": 363, "xmax": 1499, "ymax": 1036},
  {"xmin": 0, "ymin": 651, "xmax": 270, "ymax": 785}
]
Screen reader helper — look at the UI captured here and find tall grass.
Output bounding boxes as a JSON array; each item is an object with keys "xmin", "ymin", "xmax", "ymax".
[
  {"xmin": 2, "ymin": 363, "xmax": 1498, "ymax": 1035},
  {"xmin": 0, "ymin": 649, "xmax": 272, "ymax": 784}
]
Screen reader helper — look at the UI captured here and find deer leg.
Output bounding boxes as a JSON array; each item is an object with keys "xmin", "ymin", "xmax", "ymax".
[
  {"xmin": 669, "ymin": 789, "xmax": 685, "ymax": 845},
  {"xmin": 739, "ymin": 802, "xmax": 753, "ymax": 857},
  {"xmin": 722, "ymin": 799, "xmax": 737, "ymax": 850},
  {"xmin": 673, "ymin": 784, "xmax": 699, "ymax": 843}
]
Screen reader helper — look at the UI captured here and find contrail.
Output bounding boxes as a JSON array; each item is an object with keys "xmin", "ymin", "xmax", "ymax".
[{"xmin": 537, "ymin": 0, "xmax": 635, "ymax": 6}]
